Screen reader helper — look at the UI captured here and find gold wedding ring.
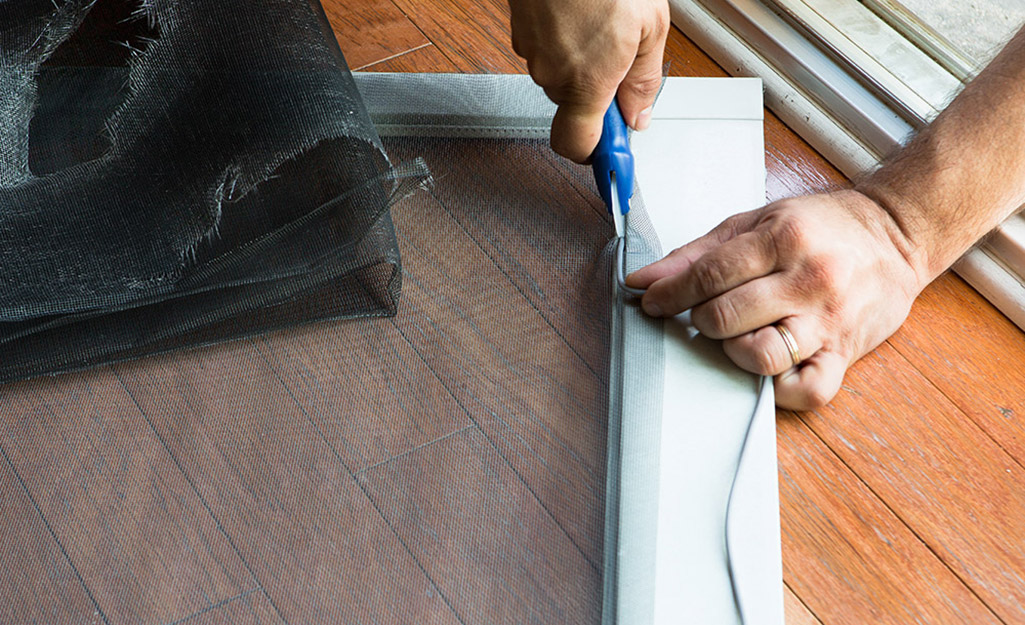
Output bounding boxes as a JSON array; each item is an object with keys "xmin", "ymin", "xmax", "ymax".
[{"xmin": 775, "ymin": 324, "xmax": 801, "ymax": 368}]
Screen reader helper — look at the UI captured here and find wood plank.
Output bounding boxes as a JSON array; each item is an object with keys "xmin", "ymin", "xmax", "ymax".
[
  {"xmin": 0, "ymin": 370, "xmax": 254, "ymax": 625},
  {"xmin": 387, "ymin": 0, "xmax": 525, "ymax": 73},
  {"xmin": 252, "ymin": 318, "xmax": 469, "ymax": 473},
  {"xmin": 783, "ymin": 583, "xmax": 822, "ymax": 625},
  {"xmin": 777, "ymin": 415, "xmax": 999, "ymax": 624},
  {"xmin": 763, "ymin": 117, "xmax": 847, "ymax": 202},
  {"xmin": 360, "ymin": 43, "xmax": 459, "ymax": 72},
  {"xmin": 114, "ymin": 342, "xmax": 461, "ymax": 625},
  {"xmin": 386, "ymin": 177, "xmax": 609, "ymax": 566},
  {"xmin": 322, "ymin": 0, "xmax": 430, "ymax": 70},
  {"xmin": 889, "ymin": 272, "xmax": 1025, "ymax": 465},
  {"xmin": 799, "ymin": 341, "xmax": 1025, "ymax": 622},
  {"xmin": 0, "ymin": 453, "xmax": 102, "ymax": 625},
  {"xmin": 358, "ymin": 427, "xmax": 600, "ymax": 624}
]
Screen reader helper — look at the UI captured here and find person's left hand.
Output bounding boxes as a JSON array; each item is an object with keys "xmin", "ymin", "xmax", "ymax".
[{"xmin": 625, "ymin": 190, "xmax": 928, "ymax": 409}]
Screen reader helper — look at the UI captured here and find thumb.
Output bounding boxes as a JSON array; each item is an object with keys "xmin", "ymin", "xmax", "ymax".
[
  {"xmin": 550, "ymin": 97, "xmax": 612, "ymax": 163},
  {"xmin": 615, "ymin": 25, "xmax": 668, "ymax": 130}
]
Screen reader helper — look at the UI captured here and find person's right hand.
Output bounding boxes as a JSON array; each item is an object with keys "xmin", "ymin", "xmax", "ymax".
[{"xmin": 509, "ymin": 0, "xmax": 670, "ymax": 162}]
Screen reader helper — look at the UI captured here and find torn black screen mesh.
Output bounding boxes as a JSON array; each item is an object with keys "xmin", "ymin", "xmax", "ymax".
[{"xmin": 0, "ymin": 0, "xmax": 425, "ymax": 381}]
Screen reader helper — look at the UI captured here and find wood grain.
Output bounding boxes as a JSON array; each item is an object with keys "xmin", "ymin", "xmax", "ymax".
[
  {"xmin": 252, "ymin": 316, "xmax": 470, "ymax": 473},
  {"xmin": 386, "ymin": 0, "xmax": 525, "ymax": 73},
  {"xmin": 361, "ymin": 43, "xmax": 459, "ymax": 72},
  {"xmin": 0, "ymin": 370, "xmax": 254, "ymax": 625},
  {"xmin": 322, "ymin": 0, "xmax": 429, "ymax": 70},
  {"xmin": 763, "ymin": 117, "xmax": 847, "ymax": 202},
  {"xmin": 777, "ymin": 415, "xmax": 1000, "ymax": 624},
  {"xmin": 663, "ymin": 30, "xmax": 729, "ymax": 77},
  {"xmin": 783, "ymin": 584, "xmax": 822, "ymax": 625},
  {"xmin": 800, "ymin": 341, "xmax": 1025, "ymax": 622},
  {"xmin": 173, "ymin": 590, "xmax": 282, "ymax": 625},
  {"xmin": 384, "ymin": 137, "xmax": 614, "ymax": 372},
  {"xmin": 890, "ymin": 272, "xmax": 1025, "ymax": 465}
]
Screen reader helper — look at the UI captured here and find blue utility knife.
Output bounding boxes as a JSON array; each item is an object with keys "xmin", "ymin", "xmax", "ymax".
[{"xmin": 591, "ymin": 99, "xmax": 634, "ymax": 239}]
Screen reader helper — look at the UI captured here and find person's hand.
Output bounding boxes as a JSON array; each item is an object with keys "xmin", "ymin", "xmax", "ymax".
[
  {"xmin": 509, "ymin": 0, "xmax": 670, "ymax": 162},
  {"xmin": 625, "ymin": 190, "xmax": 929, "ymax": 409}
]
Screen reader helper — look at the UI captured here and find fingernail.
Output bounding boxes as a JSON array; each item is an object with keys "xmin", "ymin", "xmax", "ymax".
[
  {"xmin": 642, "ymin": 300, "xmax": 662, "ymax": 317},
  {"xmin": 636, "ymin": 107, "xmax": 653, "ymax": 131}
]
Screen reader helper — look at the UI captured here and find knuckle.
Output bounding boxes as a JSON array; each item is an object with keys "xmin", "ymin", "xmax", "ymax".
[
  {"xmin": 751, "ymin": 349, "xmax": 780, "ymax": 376},
  {"xmin": 701, "ymin": 298, "xmax": 739, "ymax": 338},
  {"xmin": 721, "ymin": 214, "xmax": 743, "ymax": 229},
  {"xmin": 772, "ymin": 213, "xmax": 811, "ymax": 253},
  {"xmin": 529, "ymin": 57, "xmax": 586, "ymax": 92},
  {"xmin": 528, "ymin": 60, "xmax": 561, "ymax": 90},
  {"xmin": 724, "ymin": 335, "xmax": 780, "ymax": 376},
  {"xmin": 801, "ymin": 255, "xmax": 851, "ymax": 303},
  {"xmin": 802, "ymin": 256, "xmax": 833, "ymax": 288},
  {"xmin": 801, "ymin": 384, "xmax": 832, "ymax": 410},
  {"xmin": 652, "ymin": 4, "xmax": 671, "ymax": 37},
  {"xmin": 818, "ymin": 287, "xmax": 847, "ymax": 322},
  {"xmin": 549, "ymin": 131, "xmax": 584, "ymax": 162},
  {"xmin": 691, "ymin": 258, "xmax": 729, "ymax": 298},
  {"xmin": 624, "ymin": 73, "xmax": 662, "ymax": 98},
  {"xmin": 546, "ymin": 74, "xmax": 604, "ymax": 110},
  {"xmin": 721, "ymin": 210, "xmax": 756, "ymax": 238}
]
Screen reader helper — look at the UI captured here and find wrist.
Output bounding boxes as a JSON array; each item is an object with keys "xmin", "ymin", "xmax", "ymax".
[{"xmin": 838, "ymin": 188, "xmax": 934, "ymax": 295}]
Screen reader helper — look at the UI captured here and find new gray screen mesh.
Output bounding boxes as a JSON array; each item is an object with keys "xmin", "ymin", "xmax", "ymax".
[{"xmin": 0, "ymin": 1, "xmax": 666, "ymax": 623}]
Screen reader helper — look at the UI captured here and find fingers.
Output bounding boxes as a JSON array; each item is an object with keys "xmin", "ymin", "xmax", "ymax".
[
  {"xmin": 722, "ymin": 319, "xmax": 822, "ymax": 376},
  {"xmin": 615, "ymin": 5, "xmax": 669, "ymax": 130},
  {"xmin": 550, "ymin": 98, "xmax": 612, "ymax": 163},
  {"xmin": 625, "ymin": 212, "xmax": 760, "ymax": 288},
  {"xmin": 625, "ymin": 233, "xmax": 724, "ymax": 289},
  {"xmin": 639, "ymin": 229, "xmax": 778, "ymax": 317},
  {"xmin": 510, "ymin": 0, "xmax": 670, "ymax": 161},
  {"xmin": 774, "ymin": 351, "xmax": 847, "ymax": 410},
  {"xmin": 723, "ymin": 323, "xmax": 844, "ymax": 409},
  {"xmin": 689, "ymin": 276, "xmax": 794, "ymax": 339}
]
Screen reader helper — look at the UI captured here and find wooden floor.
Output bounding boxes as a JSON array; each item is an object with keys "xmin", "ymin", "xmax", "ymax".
[{"xmin": 4, "ymin": 1, "xmax": 1025, "ymax": 624}]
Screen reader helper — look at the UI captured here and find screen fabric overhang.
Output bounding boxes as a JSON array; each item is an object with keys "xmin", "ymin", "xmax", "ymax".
[{"xmin": 0, "ymin": 3, "xmax": 779, "ymax": 623}]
